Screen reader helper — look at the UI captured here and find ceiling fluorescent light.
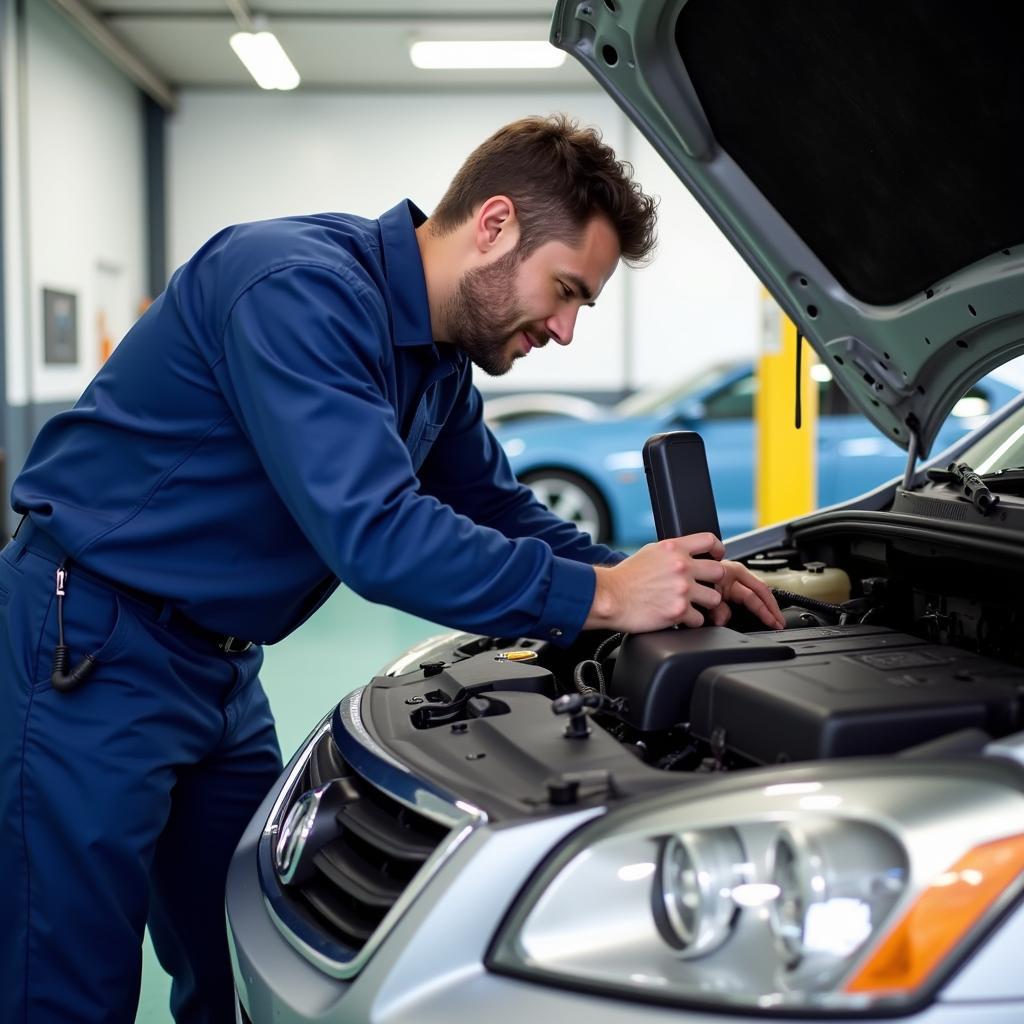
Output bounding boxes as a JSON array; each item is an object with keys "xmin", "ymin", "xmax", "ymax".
[
  {"xmin": 410, "ymin": 41, "xmax": 566, "ymax": 70},
  {"xmin": 230, "ymin": 31, "xmax": 300, "ymax": 90}
]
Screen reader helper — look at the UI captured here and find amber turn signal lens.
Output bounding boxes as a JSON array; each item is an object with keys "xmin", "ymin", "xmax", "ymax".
[{"xmin": 846, "ymin": 833, "xmax": 1024, "ymax": 996}]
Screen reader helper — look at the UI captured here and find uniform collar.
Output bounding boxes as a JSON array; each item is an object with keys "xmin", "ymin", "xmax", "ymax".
[{"xmin": 379, "ymin": 199, "xmax": 435, "ymax": 349}]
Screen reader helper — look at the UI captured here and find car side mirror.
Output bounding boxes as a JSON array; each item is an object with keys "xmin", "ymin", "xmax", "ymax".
[{"xmin": 670, "ymin": 400, "xmax": 705, "ymax": 428}]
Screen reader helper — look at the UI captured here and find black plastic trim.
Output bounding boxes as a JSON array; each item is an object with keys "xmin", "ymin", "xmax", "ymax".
[{"xmin": 790, "ymin": 509, "xmax": 1024, "ymax": 562}]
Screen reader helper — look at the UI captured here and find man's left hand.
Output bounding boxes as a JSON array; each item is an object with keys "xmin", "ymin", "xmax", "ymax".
[{"xmin": 708, "ymin": 560, "xmax": 786, "ymax": 630}]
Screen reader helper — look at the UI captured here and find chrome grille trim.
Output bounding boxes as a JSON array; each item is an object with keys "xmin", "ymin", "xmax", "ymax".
[
  {"xmin": 339, "ymin": 687, "xmax": 411, "ymax": 777},
  {"xmin": 259, "ymin": 686, "xmax": 486, "ymax": 978},
  {"xmin": 333, "ymin": 689, "xmax": 474, "ymax": 829},
  {"xmin": 379, "ymin": 630, "xmax": 468, "ymax": 677}
]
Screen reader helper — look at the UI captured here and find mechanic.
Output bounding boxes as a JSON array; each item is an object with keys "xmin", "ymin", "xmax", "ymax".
[{"xmin": 0, "ymin": 114, "xmax": 784, "ymax": 1024}]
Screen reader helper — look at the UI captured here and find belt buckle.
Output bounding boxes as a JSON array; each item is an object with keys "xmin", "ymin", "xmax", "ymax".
[{"xmin": 218, "ymin": 635, "xmax": 253, "ymax": 655}]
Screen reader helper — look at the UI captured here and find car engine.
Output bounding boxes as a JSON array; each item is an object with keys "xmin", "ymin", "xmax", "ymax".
[{"xmin": 358, "ymin": 492, "xmax": 1024, "ymax": 820}]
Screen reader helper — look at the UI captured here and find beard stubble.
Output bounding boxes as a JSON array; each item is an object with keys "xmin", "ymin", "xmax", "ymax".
[{"xmin": 441, "ymin": 248, "xmax": 533, "ymax": 377}]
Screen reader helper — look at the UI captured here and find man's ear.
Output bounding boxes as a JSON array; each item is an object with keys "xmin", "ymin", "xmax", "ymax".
[{"xmin": 474, "ymin": 195, "xmax": 519, "ymax": 256}]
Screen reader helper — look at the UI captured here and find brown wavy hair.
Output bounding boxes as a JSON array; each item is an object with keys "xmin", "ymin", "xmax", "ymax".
[{"xmin": 430, "ymin": 114, "xmax": 658, "ymax": 267}]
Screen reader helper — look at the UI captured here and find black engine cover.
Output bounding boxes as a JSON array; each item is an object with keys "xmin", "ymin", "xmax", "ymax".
[
  {"xmin": 689, "ymin": 626, "xmax": 1024, "ymax": 763},
  {"xmin": 610, "ymin": 627, "xmax": 795, "ymax": 731}
]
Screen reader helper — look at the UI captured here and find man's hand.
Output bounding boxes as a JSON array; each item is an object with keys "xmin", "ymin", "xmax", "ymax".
[
  {"xmin": 583, "ymin": 537, "xmax": 785, "ymax": 634},
  {"xmin": 585, "ymin": 533, "xmax": 727, "ymax": 633},
  {"xmin": 708, "ymin": 560, "xmax": 786, "ymax": 630}
]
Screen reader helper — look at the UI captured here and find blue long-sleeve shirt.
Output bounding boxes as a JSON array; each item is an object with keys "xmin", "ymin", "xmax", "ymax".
[{"xmin": 12, "ymin": 200, "xmax": 620, "ymax": 645}]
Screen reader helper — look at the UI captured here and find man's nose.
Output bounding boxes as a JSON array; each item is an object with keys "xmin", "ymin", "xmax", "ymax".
[{"xmin": 546, "ymin": 307, "xmax": 579, "ymax": 346}]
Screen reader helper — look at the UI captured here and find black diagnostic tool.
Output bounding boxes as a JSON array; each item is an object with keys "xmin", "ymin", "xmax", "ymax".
[{"xmin": 643, "ymin": 431, "xmax": 721, "ymax": 542}]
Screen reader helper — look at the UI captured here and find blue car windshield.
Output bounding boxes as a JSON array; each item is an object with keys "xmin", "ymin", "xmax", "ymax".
[
  {"xmin": 958, "ymin": 399, "xmax": 1024, "ymax": 475},
  {"xmin": 614, "ymin": 364, "xmax": 736, "ymax": 418}
]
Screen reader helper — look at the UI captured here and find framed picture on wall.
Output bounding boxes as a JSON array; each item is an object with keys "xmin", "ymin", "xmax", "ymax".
[{"xmin": 43, "ymin": 288, "xmax": 78, "ymax": 365}]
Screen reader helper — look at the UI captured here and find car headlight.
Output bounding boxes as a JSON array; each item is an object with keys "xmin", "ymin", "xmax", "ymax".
[
  {"xmin": 489, "ymin": 764, "xmax": 1024, "ymax": 1013},
  {"xmin": 655, "ymin": 827, "xmax": 744, "ymax": 957}
]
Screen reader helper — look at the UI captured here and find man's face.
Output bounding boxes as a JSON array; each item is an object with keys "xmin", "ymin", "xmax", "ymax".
[{"xmin": 444, "ymin": 215, "xmax": 620, "ymax": 377}]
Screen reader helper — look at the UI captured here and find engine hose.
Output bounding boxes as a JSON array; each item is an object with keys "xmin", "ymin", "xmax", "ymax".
[
  {"xmin": 571, "ymin": 632, "xmax": 623, "ymax": 698},
  {"xmin": 592, "ymin": 631, "xmax": 623, "ymax": 662},
  {"xmin": 771, "ymin": 588, "xmax": 844, "ymax": 616},
  {"xmin": 573, "ymin": 658, "xmax": 606, "ymax": 697}
]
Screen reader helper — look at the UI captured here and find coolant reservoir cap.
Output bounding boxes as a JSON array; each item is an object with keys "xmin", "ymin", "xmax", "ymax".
[
  {"xmin": 747, "ymin": 557, "xmax": 789, "ymax": 572},
  {"xmin": 804, "ymin": 561, "xmax": 827, "ymax": 574}
]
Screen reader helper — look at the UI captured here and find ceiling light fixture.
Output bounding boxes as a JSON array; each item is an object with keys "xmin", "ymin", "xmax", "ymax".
[
  {"xmin": 410, "ymin": 40, "xmax": 566, "ymax": 70},
  {"xmin": 230, "ymin": 30, "xmax": 300, "ymax": 90}
]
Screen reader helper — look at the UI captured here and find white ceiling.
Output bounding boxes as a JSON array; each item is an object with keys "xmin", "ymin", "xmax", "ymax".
[{"xmin": 80, "ymin": 0, "xmax": 598, "ymax": 91}]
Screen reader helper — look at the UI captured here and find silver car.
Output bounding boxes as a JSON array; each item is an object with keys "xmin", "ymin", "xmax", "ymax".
[{"xmin": 227, "ymin": 1, "xmax": 1024, "ymax": 1020}]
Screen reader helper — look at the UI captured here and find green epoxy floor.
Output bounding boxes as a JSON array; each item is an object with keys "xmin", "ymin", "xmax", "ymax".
[{"xmin": 135, "ymin": 586, "xmax": 441, "ymax": 1023}]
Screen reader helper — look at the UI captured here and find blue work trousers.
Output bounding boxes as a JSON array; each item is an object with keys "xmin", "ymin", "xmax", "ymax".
[{"xmin": 0, "ymin": 523, "xmax": 283, "ymax": 1023}]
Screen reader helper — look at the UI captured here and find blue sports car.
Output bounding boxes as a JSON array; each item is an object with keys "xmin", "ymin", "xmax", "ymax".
[{"xmin": 494, "ymin": 361, "xmax": 1017, "ymax": 545}]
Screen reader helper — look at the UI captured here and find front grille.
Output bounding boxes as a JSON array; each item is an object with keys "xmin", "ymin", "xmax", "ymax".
[{"xmin": 274, "ymin": 729, "xmax": 450, "ymax": 953}]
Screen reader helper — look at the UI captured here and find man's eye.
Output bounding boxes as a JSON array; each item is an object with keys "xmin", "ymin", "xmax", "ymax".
[{"xmin": 558, "ymin": 283, "xmax": 573, "ymax": 299}]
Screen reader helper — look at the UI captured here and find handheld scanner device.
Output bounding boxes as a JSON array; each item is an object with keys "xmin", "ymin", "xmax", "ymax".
[{"xmin": 642, "ymin": 431, "xmax": 721, "ymax": 543}]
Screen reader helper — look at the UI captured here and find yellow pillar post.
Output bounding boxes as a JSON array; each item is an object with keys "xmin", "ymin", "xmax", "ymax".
[{"xmin": 755, "ymin": 289, "xmax": 818, "ymax": 526}]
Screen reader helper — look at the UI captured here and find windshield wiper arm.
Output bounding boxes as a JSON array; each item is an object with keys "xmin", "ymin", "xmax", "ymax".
[{"xmin": 926, "ymin": 462, "xmax": 1000, "ymax": 514}]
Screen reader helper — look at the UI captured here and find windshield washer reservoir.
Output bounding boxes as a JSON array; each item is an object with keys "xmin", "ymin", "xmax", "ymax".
[{"xmin": 747, "ymin": 562, "xmax": 852, "ymax": 604}]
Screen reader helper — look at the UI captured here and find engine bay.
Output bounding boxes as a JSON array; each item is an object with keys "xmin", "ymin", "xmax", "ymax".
[{"xmin": 365, "ymin": 504, "xmax": 1024, "ymax": 819}]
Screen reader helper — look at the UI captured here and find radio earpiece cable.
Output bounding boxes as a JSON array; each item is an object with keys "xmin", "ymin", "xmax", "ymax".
[{"xmin": 51, "ymin": 564, "xmax": 99, "ymax": 693}]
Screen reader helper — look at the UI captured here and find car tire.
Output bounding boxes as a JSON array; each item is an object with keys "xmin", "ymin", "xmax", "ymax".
[{"xmin": 520, "ymin": 468, "xmax": 613, "ymax": 545}]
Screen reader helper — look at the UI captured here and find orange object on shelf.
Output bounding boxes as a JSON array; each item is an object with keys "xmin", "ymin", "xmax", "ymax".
[{"xmin": 98, "ymin": 311, "xmax": 113, "ymax": 363}]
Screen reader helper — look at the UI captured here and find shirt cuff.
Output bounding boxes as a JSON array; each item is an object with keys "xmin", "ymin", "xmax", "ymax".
[{"xmin": 535, "ymin": 556, "xmax": 597, "ymax": 647}]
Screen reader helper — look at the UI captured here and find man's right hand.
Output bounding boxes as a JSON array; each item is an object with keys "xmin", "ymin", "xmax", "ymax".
[{"xmin": 584, "ymin": 533, "xmax": 727, "ymax": 633}]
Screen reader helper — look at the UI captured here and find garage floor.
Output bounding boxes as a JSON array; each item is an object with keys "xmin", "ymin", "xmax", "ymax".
[{"xmin": 135, "ymin": 587, "xmax": 439, "ymax": 1023}]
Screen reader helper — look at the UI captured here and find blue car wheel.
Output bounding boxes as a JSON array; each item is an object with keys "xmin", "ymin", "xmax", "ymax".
[{"xmin": 520, "ymin": 468, "xmax": 613, "ymax": 545}]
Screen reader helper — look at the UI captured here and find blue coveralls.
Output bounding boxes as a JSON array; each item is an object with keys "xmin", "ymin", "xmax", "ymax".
[{"xmin": 0, "ymin": 200, "xmax": 620, "ymax": 1023}]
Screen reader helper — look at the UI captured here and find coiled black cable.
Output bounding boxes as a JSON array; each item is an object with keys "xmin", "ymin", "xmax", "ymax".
[
  {"xmin": 770, "ymin": 588, "xmax": 843, "ymax": 617},
  {"xmin": 573, "ymin": 659, "xmax": 604, "ymax": 696},
  {"xmin": 573, "ymin": 631, "xmax": 624, "ymax": 696},
  {"xmin": 50, "ymin": 564, "xmax": 98, "ymax": 693}
]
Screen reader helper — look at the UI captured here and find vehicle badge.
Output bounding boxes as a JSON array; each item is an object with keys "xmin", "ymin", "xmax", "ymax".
[{"xmin": 274, "ymin": 777, "xmax": 356, "ymax": 885}]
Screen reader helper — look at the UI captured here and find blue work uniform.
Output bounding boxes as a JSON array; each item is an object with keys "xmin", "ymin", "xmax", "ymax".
[{"xmin": 0, "ymin": 200, "xmax": 621, "ymax": 1023}]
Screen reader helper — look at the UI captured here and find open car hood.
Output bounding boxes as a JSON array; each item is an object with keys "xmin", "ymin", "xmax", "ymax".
[{"xmin": 551, "ymin": 0, "xmax": 1024, "ymax": 457}]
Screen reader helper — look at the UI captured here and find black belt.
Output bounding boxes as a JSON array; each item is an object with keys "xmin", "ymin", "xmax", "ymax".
[{"xmin": 14, "ymin": 518, "xmax": 255, "ymax": 655}]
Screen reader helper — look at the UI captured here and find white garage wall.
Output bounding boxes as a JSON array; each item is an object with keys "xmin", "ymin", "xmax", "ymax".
[
  {"xmin": 8, "ymin": 0, "xmax": 147, "ymax": 407},
  {"xmin": 1, "ymin": 0, "xmax": 26, "ymax": 407},
  {"xmin": 167, "ymin": 88, "xmax": 764, "ymax": 395},
  {"xmin": 626, "ymin": 131, "xmax": 763, "ymax": 385}
]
